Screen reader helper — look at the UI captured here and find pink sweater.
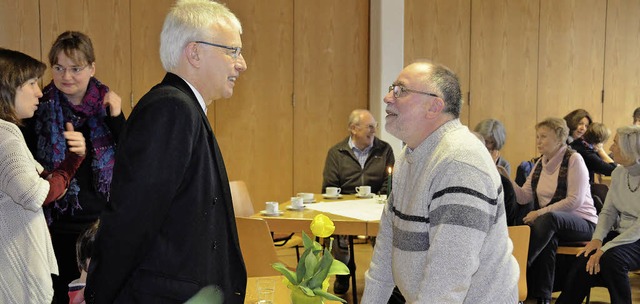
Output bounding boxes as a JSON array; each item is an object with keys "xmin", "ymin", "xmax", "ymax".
[{"xmin": 512, "ymin": 146, "xmax": 598, "ymax": 224}]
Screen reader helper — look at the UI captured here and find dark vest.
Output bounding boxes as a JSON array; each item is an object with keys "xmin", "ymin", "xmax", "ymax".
[{"xmin": 530, "ymin": 149, "xmax": 575, "ymax": 209}]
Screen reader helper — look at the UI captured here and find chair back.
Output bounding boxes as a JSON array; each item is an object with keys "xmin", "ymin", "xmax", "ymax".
[
  {"xmin": 508, "ymin": 225, "xmax": 531, "ymax": 302},
  {"xmin": 236, "ymin": 217, "xmax": 281, "ymax": 277},
  {"xmin": 230, "ymin": 180, "xmax": 256, "ymax": 217},
  {"xmin": 590, "ymin": 183, "xmax": 609, "ymax": 214}
]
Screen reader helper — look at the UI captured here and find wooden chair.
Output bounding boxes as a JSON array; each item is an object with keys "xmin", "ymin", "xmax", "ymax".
[
  {"xmin": 235, "ymin": 217, "xmax": 282, "ymax": 277},
  {"xmin": 229, "ymin": 180, "xmax": 302, "ymax": 258},
  {"xmin": 508, "ymin": 225, "xmax": 531, "ymax": 303}
]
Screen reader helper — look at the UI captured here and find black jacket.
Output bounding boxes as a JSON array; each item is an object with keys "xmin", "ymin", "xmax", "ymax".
[{"xmin": 86, "ymin": 73, "xmax": 246, "ymax": 303}]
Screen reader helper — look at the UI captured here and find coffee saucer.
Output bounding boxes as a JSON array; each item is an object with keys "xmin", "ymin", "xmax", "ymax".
[
  {"xmin": 303, "ymin": 199, "xmax": 316, "ymax": 204},
  {"xmin": 322, "ymin": 194, "xmax": 343, "ymax": 199},
  {"xmin": 355, "ymin": 193, "xmax": 374, "ymax": 198},
  {"xmin": 260, "ymin": 210, "xmax": 284, "ymax": 216},
  {"xmin": 286, "ymin": 205, "xmax": 306, "ymax": 211}
]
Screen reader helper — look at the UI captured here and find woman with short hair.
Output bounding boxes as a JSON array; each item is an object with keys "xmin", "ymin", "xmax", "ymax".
[{"xmin": 557, "ymin": 125, "xmax": 640, "ymax": 304}]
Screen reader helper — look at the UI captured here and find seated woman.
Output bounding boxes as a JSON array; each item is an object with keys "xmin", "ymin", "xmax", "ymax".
[
  {"xmin": 474, "ymin": 118, "xmax": 511, "ymax": 176},
  {"xmin": 557, "ymin": 125, "xmax": 640, "ymax": 304},
  {"xmin": 0, "ymin": 48, "xmax": 85, "ymax": 303},
  {"xmin": 569, "ymin": 122, "xmax": 617, "ymax": 183},
  {"xmin": 507, "ymin": 117, "xmax": 598, "ymax": 304},
  {"xmin": 563, "ymin": 109, "xmax": 592, "ymax": 144}
]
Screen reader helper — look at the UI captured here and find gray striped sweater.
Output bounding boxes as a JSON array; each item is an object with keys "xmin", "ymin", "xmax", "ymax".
[{"xmin": 363, "ymin": 119, "xmax": 519, "ymax": 303}]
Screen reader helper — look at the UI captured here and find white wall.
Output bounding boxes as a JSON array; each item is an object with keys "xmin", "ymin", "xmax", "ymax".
[{"xmin": 370, "ymin": 0, "xmax": 405, "ymax": 159}]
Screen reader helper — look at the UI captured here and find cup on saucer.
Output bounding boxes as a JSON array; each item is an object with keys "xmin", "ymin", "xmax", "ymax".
[
  {"xmin": 325, "ymin": 187, "xmax": 341, "ymax": 197},
  {"xmin": 290, "ymin": 196, "xmax": 304, "ymax": 209},
  {"xmin": 297, "ymin": 192, "xmax": 315, "ymax": 203},
  {"xmin": 356, "ymin": 185, "xmax": 371, "ymax": 197},
  {"xmin": 265, "ymin": 201, "xmax": 279, "ymax": 214}
]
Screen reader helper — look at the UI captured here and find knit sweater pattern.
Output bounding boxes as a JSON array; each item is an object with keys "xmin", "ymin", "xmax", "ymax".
[
  {"xmin": 362, "ymin": 119, "xmax": 519, "ymax": 303},
  {"xmin": 0, "ymin": 119, "xmax": 58, "ymax": 303}
]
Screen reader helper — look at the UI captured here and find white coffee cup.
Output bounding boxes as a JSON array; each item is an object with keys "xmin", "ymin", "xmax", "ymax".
[
  {"xmin": 290, "ymin": 197, "xmax": 304, "ymax": 209},
  {"xmin": 297, "ymin": 192, "xmax": 314, "ymax": 201},
  {"xmin": 265, "ymin": 201, "xmax": 279, "ymax": 214},
  {"xmin": 356, "ymin": 185, "xmax": 371, "ymax": 196},
  {"xmin": 325, "ymin": 187, "xmax": 341, "ymax": 196}
]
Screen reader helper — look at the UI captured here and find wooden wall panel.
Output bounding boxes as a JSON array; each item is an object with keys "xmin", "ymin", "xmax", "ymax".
[
  {"xmin": 219, "ymin": 0, "xmax": 294, "ymax": 204},
  {"xmin": 0, "ymin": 0, "xmax": 41, "ymax": 60},
  {"xmin": 537, "ymin": 0, "xmax": 606, "ymax": 122},
  {"xmin": 39, "ymin": 0, "xmax": 132, "ymax": 115},
  {"xmin": 470, "ymin": 0, "xmax": 540, "ymax": 172},
  {"xmin": 130, "ymin": 0, "xmax": 174, "ymax": 111},
  {"xmin": 405, "ymin": 0, "xmax": 471, "ymax": 126},
  {"xmin": 603, "ymin": 0, "xmax": 640, "ymax": 146},
  {"xmin": 293, "ymin": 1, "xmax": 370, "ymax": 194}
]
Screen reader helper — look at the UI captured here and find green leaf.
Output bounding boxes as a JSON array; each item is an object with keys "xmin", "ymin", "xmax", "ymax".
[
  {"xmin": 303, "ymin": 250, "xmax": 319, "ymax": 280},
  {"xmin": 313, "ymin": 289, "xmax": 347, "ymax": 303},
  {"xmin": 301, "ymin": 231, "xmax": 314, "ymax": 249},
  {"xmin": 271, "ymin": 263, "xmax": 297, "ymax": 284},
  {"xmin": 298, "ymin": 285, "xmax": 316, "ymax": 297},
  {"xmin": 307, "ymin": 248, "xmax": 334, "ymax": 289},
  {"xmin": 295, "ymin": 248, "xmax": 312, "ymax": 284},
  {"xmin": 327, "ymin": 259, "xmax": 350, "ymax": 276}
]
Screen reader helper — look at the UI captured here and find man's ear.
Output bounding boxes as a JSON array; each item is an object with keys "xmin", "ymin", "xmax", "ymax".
[
  {"xmin": 426, "ymin": 97, "xmax": 445, "ymax": 118},
  {"xmin": 185, "ymin": 42, "xmax": 200, "ymax": 67}
]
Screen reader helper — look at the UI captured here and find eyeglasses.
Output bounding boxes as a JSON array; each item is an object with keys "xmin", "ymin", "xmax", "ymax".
[
  {"xmin": 357, "ymin": 122, "xmax": 378, "ymax": 131},
  {"xmin": 52, "ymin": 65, "xmax": 89, "ymax": 75},
  {"xmin": 195, "ymin": 41, "xmax": 242, "ymax": 59},
  {"xmin": 388, "ymin": 84, "xmax": 439, "ymax": 99}
]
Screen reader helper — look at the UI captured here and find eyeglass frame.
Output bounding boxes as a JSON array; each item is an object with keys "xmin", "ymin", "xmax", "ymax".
[
  {"xmin": 52, "ymin": 64, "xmax": 90, "ymax": 75},
  {"xmin": 388, "ymin": 84, "xmax": 439, "ymax": 99},
  {"xmin": 355, "ymin": 122, "xmax": 378, "ymax": 131},
  {"xmin": 194, "ymin": 41, "xmax": 242, "ymax": 59}
]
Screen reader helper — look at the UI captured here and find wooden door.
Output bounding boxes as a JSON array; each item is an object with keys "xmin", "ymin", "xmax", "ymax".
[
  {"xmin": 405, "ymin": 0, "xmax": 471, "ymax": 126},
  {"xmin": 537, "ymin": 0, "xmax": 606, "ymax": 123},
  {"xmin": 219, "ymin": 0, "xmax": 294, "ymax": 204},
  {"xmin": 293, "ymin": 0, "xmax": 370, "ymax": 195},
  {"xmin": 603, "ymin": 0, "xmax": 640, "ymax": 147},
  {"xmin": 39, "ymin": 0, "xmax": 132, "ymax": 115},
  {"xmin": 469, "ymin": 0, "xmax": 540, "ymax": 173},
  {"xmin": 0, "ymin": 0, "xmax": 41, "ymax": 60}
]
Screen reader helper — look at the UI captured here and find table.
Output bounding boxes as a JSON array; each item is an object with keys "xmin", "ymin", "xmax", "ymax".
[
  {"xmin": 245, "ymin": 276, "xmax": 341, "ymax": 303},
  {"xmin": 252, "ymin": 194, "xmax": 384, "ymax": 303}
]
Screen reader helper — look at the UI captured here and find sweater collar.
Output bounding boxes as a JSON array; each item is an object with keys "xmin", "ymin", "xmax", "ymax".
[{"xmin": 405, "ymin": 119, "xmax": 461, "ymax": 164}]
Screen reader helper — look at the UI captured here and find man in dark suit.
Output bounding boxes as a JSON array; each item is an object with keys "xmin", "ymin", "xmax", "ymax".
[{"xmin": 85, "ymin": 1, "xmax": 248, "ymax": 303}]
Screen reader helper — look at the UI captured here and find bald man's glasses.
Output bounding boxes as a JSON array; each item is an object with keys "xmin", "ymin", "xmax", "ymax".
[
  {"xmin": 195, "ymin": 41, "xmax": 242, "ymax": 59},
  {"xmin": 389, "ymin": 84, "xmax": 439, "ymax": 99}
]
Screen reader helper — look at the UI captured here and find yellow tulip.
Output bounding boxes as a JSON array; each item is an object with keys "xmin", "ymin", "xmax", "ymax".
[{"xmin": 310, "ymin": 214, "xmax": 335, "ymax": 238}]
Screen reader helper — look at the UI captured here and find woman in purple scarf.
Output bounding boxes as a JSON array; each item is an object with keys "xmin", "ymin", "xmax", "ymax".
[{"xmin": 20, "ymin": 31, "xmax": 126, "ymax": 304}]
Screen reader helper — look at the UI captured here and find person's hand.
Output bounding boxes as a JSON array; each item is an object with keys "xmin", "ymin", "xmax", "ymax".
[
  {"xmin": 63, "ymin": 122, "xmax": 86, "ymax": 157},
  {"xmin": 103, "ymin": 91, "xmax": 122, "ymax": 117},
  {"xmin": 497, "ymin": 165, "xmax": 509, "ymax": 178},
  {"xmin": 522, "ymin": 210, "xmax": 540, "ymax": 225},
  {"xmin": 578, "ymin": 239, "xmax": 604, "ymax": 275}
]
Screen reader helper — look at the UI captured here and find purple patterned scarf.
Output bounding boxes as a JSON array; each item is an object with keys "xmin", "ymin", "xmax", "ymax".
[{"xmin": 34, "ymin": 78, "xmax": 115, "ymax": 223}]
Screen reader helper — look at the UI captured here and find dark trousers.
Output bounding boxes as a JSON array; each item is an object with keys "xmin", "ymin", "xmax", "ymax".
[
  {"xmin": 527, "ymin": 211, "xmax": 595, "ymax": 300},
  {"xmin": 556, "ymin": 232, "xmax": 640, "ymax": 304},
  {"xmin": 51, "ymin": 231, "xmax": 81, "ymax": 304}
]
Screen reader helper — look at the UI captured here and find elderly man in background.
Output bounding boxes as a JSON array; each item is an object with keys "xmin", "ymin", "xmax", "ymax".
[
  {"xmin": 362, "ymin": 61, "xmax": 518, "ymax": 303},
  {"xmin": 322, "ymin": 109, "xmax": 395, "ymax": 294},
  {"xmin": 85, "ymin": 0, "xmax": 248, "ymax": 303}
]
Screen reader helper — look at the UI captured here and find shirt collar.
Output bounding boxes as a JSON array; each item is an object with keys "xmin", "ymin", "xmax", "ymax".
[
  {"xmin": 348, "ymin": 136, "xmax": 373, "ymax": 152},
  {"xmin": 179, "ymin": 76, "xmax": 207, "ymax": 115}
]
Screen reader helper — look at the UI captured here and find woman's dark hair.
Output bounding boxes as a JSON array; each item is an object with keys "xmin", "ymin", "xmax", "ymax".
[
  {"xmin": 0, "ymin": 48, "xmax": 46, "ymax": 125},
  {"xmin": 48, "ymin": 31, "xmax": 95, "ymax": 66},
  {"xmin": 563, "ymin": 109, "xmax": 593, "ymax": 135},
  {"xmin": 76, "ymin": 220, "xmax": 100, "ymax": 272}
]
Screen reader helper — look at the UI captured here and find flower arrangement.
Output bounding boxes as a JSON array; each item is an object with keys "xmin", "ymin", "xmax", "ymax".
[{"xmin": 271, "ymin": 214, "xmax": 349, "ymax": 303}]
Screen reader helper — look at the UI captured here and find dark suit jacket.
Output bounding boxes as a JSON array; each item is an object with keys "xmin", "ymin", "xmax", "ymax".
[{"xmin": 85, "ymin": 73, "xmax": 246, "ymax": 303}]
